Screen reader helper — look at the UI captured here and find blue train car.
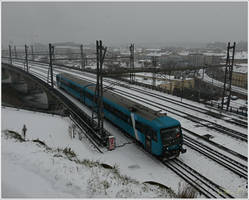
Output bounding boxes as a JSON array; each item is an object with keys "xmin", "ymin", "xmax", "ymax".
[{"xmin": 56, "ymin": 73, "xmax": 186, "ymax": 159}]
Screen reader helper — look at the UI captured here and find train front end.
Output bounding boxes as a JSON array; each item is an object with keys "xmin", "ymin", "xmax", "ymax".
[{"xmin": 156, "ymin": 116, "xmax": 186, "ymax": 160}]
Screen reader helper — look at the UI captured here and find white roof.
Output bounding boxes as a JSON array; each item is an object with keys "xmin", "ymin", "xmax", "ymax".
[
  {"xmin": 145, "ymin": 48, "xmax": 161, "ymax": 51},
  {"xmin": 146, "ymin": 52, "xmax": 162, "ymax": 57},
  {"xmin": 177, "ymin": 51, "xmax": 190, "ymax": 56},
  {"xmin": 233, "ymin": 64, "xmax": 248, "ymax": 74}
]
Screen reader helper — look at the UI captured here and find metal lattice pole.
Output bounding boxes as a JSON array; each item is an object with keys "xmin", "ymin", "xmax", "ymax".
[
  {"xmin": 14, "ymin": 45, "xmax": 17, "ymax": 59},
  {"xmin": 221, "ymin": 42, "xmax": 236, "ymax": 111},
  {"xmin": 25, "ymin": 44, "xmax": 29, "ymax": 72},
  {"xmin": 152, "ymin": 56, "xmax": 157, "ymax": 87},
  {"xmin": 92, "ymin": 41, "xmax": 100, "ymax": 135},
  {"xmin": 49, "ymin": 43, "xmax": 54, "ymax": 88},
  {"xmin": 31, "ymin": 45, "xmax": 34, "ymax": 61},
  {"xmin": 92, "ymin": 40, "xmax": 107, "ymax": 143},
  {"xmin": 80, "ymin": 44, "xmax": 85, "ymax": 70},
  {"xmin": 221, "ymin": 43, "xmax": 230, "ymax": 110},
  {"xmin": 8, "ymin": 45, "xmax": 12, "ymax": 64},
  {"xmin": 226, "ymin": 42, "xmax": 236, "ymax": 110},
  {"xmin": 99, "ymin": 40, "xmax": 104, "ymax": 138},
  {"xmin": 129, "ymin": 44, "xmax": 135, "ymax": 83}
]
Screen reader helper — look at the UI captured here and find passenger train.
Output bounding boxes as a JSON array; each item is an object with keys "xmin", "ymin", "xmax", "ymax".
[{"xmin": 56, "ymin": 73, "xmax": 186, "ymax": 159}]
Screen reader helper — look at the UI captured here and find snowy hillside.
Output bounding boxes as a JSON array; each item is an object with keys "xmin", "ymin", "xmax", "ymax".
[{"xmin": 2, "ymin": 107, "xmax": 182, "ymax": 198}]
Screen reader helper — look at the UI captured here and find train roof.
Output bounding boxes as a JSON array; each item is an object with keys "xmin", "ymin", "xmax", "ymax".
[{"xmin": 58, "ymin": 73, "xmax": 170, "ymax": 122}]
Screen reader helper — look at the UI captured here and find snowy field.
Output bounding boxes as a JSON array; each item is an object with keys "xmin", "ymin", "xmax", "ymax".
[{"xmin": 2, "ymin": 107, "xmax": 181, "ymax": 198}]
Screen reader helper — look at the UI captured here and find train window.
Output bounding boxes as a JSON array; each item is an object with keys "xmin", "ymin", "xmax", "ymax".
[
  {"xmin": 85, "ymin": 91, "xmax": 94, "ymax": 101},
  {"xmin": 69, "ymin": 82, "xmax": 82, "ymax": 93},
  {"xmin": 160, "ymin": 127, "xmax": 180, "ymax": 144},
  {"xmin": 135, "ymin": 121, "xmax": 157, "ymax": 141},
  {"xmin": 161, "ymin": 127, "xmax": 180, "ymax": 136},
  {"xmin": 135, "ymin": 121, "xmax": 145, "ymax": 133},
  {"xmin": 70, "ymin": 83, "xmax": 78, "ymax": 91},
  {"xmin": 104, "ymin": 102, "xmax": 113, "ymax": 113},
  {"xmin": 104, "ymin": 102, "xmax": 130, "ymax": 124},
  {"xmin": 61, "ymin": 79, "xmax": 69, "ymax": 87}
]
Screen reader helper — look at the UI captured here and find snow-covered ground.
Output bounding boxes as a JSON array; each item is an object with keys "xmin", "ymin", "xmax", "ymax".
[
  {"xmin": 2, "ymin": 107, "xmax": 180, "ymax": 198},
  {"xmin": 199, "ymin": 69, "xmax": 247, "ymax": 96},
  {"xmin": 234, "ymin": 63, "xmax": 248, "ymax": 74},
  {"xmin": 203, "ymin": 51, "xmax": 247, "ymax": 60}
]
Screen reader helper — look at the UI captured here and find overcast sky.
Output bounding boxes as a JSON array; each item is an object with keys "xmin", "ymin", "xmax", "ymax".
[{"xmin": 2, "ymin": 1, "xmax": 248, "ymax": 48}]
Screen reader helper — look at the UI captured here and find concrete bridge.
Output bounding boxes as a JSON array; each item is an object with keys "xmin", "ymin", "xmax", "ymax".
[{"xmin": 2, "ymin": 62, "xmax": 65, "ymax": 114}]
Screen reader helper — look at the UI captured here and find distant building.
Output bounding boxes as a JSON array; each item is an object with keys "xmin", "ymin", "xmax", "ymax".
[
  {"xmin": 138, "ymin": 59, "xmax": 152, "ymax": 67},
  {"xmin": 188, "ymin": 53, "xmax": 205, "ymax": 66},
  {"xmin": 204, "ymin": 55, "xmax": 221, "ymax": 65},
  {"xmin": 232, "ymin": 72, "xmax": 247, "ymax": 88},
  {"xmin": 159, "ymin": 78, "xmax": 195, "ymax": 93},
  {"xmin": 232, "ymin": 64, "xmax": 248, "ymax": 88},
  {"xmin": 160, "ymin": 54, "xmax": 186, "ymax": 67},
  {"xmin": 134, "ymin": 73, "xmax": 195, "ymax": 93}
]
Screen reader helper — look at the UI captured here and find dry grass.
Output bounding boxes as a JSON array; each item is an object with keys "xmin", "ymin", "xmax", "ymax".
[
  {"xmin": 175, "ymin": 182, "xmax": 199, "ymax": 198},
  {"xmin": 4, "ymin": 130, "xmax": 25, "ymax": 142}
]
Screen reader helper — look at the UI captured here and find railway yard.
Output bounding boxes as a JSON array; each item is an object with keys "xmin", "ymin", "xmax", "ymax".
[
  {"xmin": 2, "ymin": 1, "xmax": 248, "ymax": 198},
  {"xmin": 2, "ymin": 60, "xmax": 248, "ymax": 198}
]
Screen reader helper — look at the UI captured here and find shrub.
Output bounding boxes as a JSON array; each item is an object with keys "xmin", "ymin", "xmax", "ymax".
[
  {"xmin": 175, "ymin": 182, "xmax": 198, "ymax": 198},
  {"xmin": 63, "ymin": 147, "xmax": 76, "ymax": 158},
  {"xmin": 32, "ymin": 138, "xmax": 46, "ymax": 146},
  {"xmin": 101, "ymin": 163, "xmax": 113, "ymax": 169},
  {"xmin": 4, "ymin": 130, "xmax": 25, "ymax": 142}
]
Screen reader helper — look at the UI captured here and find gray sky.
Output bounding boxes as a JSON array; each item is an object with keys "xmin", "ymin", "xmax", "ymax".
[{"xmin": 2, "ymin": 1, "xmax": 248, "ymax": 48}]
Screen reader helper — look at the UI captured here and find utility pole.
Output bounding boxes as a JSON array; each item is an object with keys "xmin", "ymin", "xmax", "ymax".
[
  {"xmin": 48, "ymin": 43, "xmax": 54, "ymax": 88},
  {"xmin": 198, "ymin": 67, "xmax": 205, "ymax": 102},
  {"xmin": 14, "ymin": 45, "xmax": 17, "ymax": 59},
  {"xmin": 129, "ymin": 43, "xmax": 135, "ymax": 83},
  {"xmin": 31, "ymin": 45, "xmax": 34, "ymax": 61},
  {"xmin": 221, "ymin": 42, "xmax": 236, "ymax": 111},
  {"xmin": 25, "ymin": 44, "xmax": 29, "ymax": 72},
  {"xmin": 226, "ymin": 42, "xmax": 236, "ymax": 110},
  {"xmin": 92, "ymin": 40, "xmax": 107, "ymax": 143},
  {"xmin": 8, "ymin": 45, "xmax": 12, "ymax": 64},
  {"xmin": 181, "ymin": 73, "xmax": 184, "ymax": 102},
  {"xmin": 80, "ymin": 44, "xmax": 85, "ymax": 70},
  {"xmin": 152, "ymin": 56, "xmax": 157, "ymax": 87}
]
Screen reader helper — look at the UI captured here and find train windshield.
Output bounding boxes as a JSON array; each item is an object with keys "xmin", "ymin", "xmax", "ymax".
[{"xmin": 160, "ymin": 127, "xmax": 181, "ymax": 145}]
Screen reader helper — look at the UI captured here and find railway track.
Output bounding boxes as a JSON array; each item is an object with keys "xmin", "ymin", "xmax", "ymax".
[
  {"xmin": 184, "ymin": 135, "xmax": 247, "ymax": 179},
  {"xmin": 164, "ymin": 159, "xmax": 234, "ymax": 198},
  {"xmin": 14, "ymin": 60, "xmax": 248, "ymax": 128},
  {"xmin": 106, "ymin": 80, "xmax": 248, "ymax": 128},
  {"xmin": 9, "ymin": 61, "xmax": 246, "ymax": 198},
  {"xmin": 28, "ymin": 62, "xmax": 248, "ymax": 136},
  {"xmin": 182, "ymin": 127, "xmax": 247, "ymax": 162},
  {"xmin": 11, "ymin": 59, "xmax": 248, "ymax": 127},
  {"xmin": 29, "ymin": 64, "xmax": 248, "ymax": 180},
  {"xmin": 111, "ymin": 88, "xmax": 248, "ymax": 142},
  {"xmin": 19, "ymin": 63, "xmax": 248, "ymax": 161},
  {"xmin": 13, "ymin": 62, "xmax": 248, "ymax": 145}
]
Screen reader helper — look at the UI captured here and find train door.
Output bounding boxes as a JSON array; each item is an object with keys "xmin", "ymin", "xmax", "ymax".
[
  {"xmin": 131, "ymin": 113, "xmax": 139, "ymax": 141},
  {"xmin": 145, "ymin": 132, "xmax": 152, "ymax": 153}
]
